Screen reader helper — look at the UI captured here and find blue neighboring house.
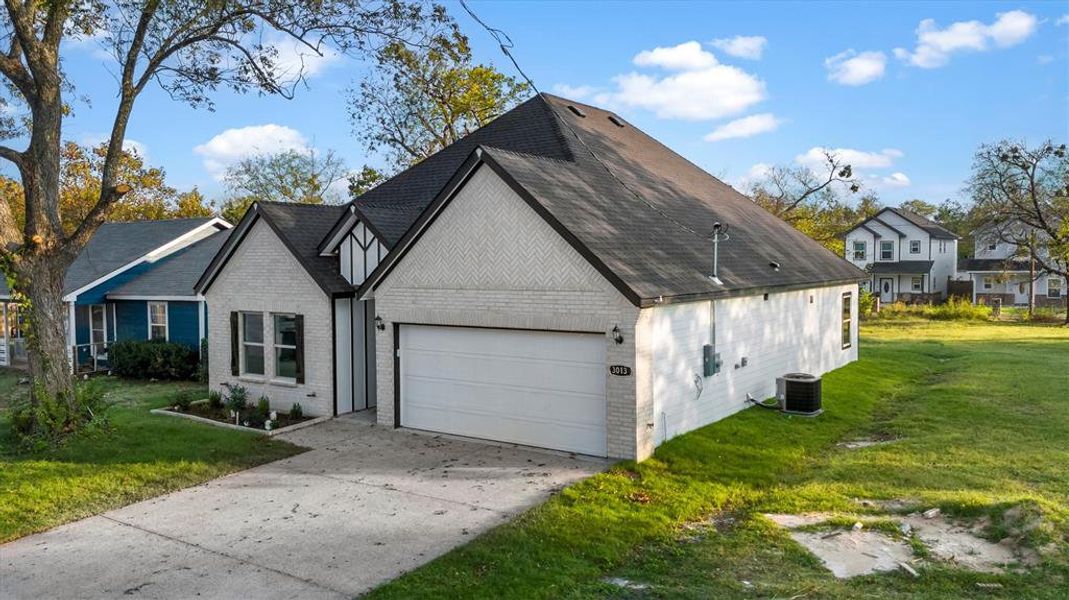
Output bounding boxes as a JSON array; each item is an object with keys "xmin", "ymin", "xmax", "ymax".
[{"xmin": 0, "ymin": 217, "xmax": 231, "ymax": 372}]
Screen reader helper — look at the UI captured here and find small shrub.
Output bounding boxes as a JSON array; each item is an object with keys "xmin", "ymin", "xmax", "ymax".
[
  {"xmin": 11, "ymin": 379, "xmax": 112, "ymax": 446},
  {"xmin": 223, "ymin": 383, "xmax": 249, "ymax": 414},
  {"xmin": 874, "ymin": 298, "xmax": 991, "ymax": 322},
  {"xmin": 289, "ymin": 402, "xmax": 303, "ymax": 420},
  {"xmin": 257, "ymin": 396, "xmax": 270, "ymax": 417},
  {"xmin": 174, "ymin": 389, "xmax": 195, "ymax": 411},
  {"xmin": 207, "ymin": 389, "xmax": 223, "ymax": 409},
  {"xmin": 110, "ymin": 340, "xmax": 199, "ymax": 380},
  {"xmin": 858, "ymin": 290, "xmax": 877, "ymax": 317}
]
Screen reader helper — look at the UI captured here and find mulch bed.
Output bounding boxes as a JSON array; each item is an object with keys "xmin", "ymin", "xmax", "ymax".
[{"xmin": 165, "ymin": 402, "xmax": 314, "ymax": 431}]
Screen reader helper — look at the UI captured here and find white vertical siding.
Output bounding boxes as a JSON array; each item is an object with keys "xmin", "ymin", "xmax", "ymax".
[
  {"xmin": 334, "ymin": 297, "xmax": 353, "ymax": 414},
  {"xmin": 644, "ymin": 283, "xmax": 858, "ymax": 446}
]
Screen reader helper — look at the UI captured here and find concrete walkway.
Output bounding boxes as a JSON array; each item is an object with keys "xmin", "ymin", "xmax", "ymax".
[{"xmin": 1, "ymin": 413, "xmax": 608, "ymax": 599}]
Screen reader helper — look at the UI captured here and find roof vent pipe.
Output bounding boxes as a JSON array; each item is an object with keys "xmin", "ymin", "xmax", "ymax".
[{"xmin": 709, "ymin": 222, "xmax": 729, "ymax": 285}]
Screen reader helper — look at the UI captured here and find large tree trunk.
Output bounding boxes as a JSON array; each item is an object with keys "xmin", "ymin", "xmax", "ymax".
[
  {"xmin": 17, "ymin": 74, "xmax": 80, "ymax": 414},
  {"xmin": 19, "ymin": 253, "xmax": 74, "ymax": 404}
]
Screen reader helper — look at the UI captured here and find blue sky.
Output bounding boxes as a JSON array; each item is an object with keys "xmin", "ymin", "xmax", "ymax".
[{"xmin": 43, "ymin": 1, "xmax": 1069, "ymax": 207}]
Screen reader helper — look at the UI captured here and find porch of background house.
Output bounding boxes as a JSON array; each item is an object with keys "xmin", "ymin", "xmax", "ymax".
[
  {"xmin": 72, "ymin": 303, "xmax": 113, "ymax": 375},
  {"xmin": 1, "ymin": 302, "xmax": 28, "ymax": 369},
  {"xmin": 868, "ymin": 263, "xmax": 941, "ymax": 305}
]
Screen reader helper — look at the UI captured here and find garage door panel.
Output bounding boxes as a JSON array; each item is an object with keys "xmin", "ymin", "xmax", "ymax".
[
  {"xmin": 399, "ymin": 325, "xmax": 607, "ymax": 456},
  {"xmin": 402, "ymin": 348, "xmax": 604, "ymax": 396},
  {"xmin": 402, "ymin": 376, "xmax": 606, "ymax": 425}
]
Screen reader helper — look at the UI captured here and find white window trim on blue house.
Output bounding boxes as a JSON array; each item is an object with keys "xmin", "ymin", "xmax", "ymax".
[{"xmin": 148, "ymin": 301, "xmax": 169, "ymax": 341}]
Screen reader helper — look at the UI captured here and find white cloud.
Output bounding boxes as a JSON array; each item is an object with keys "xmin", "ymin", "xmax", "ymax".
[
  {"xmin": 79, "ymin": 134, "xmax": 148, "ymax": 160},
  {"xmin": 732, "ymin": 162, "xmax": 772, "ymax": 190},
  {"xmin": 1037, "ymin": 54, "xmax": 1055, "ymax": 65},
  {"xmin": 263, "ymin": 32, "xmax": 341, "ymax": 81},
  {"xmin": 824, "ymin": 50, "xmax": 887, "ymax": 86},
  {"xmin": 882, "ymin": 172, "xmax": 912, "ymax": 187},
  {"xmin": 606, "ymin": 66, "xmax": 766, "ymax": 120},
  {"xmin": 552, "ymin": 83, "xmax": 598, "ymax": 100},
  {"xmin": 633, "ymin": 41, "xmax": 717, "ymax": 71},
  {"xmin": 796, "ymin": 147, "xmax": 903, "ymax": 171},
  {"xmin": 710, "ymin": 35, "xmax": 767, "ymax": 60},
  {"xmin": 704, "ymin": 113, "xmax": 782, "ymax": 142},
  {"xmin": 893, "ymin": 10, "xmax": 1038, "ymax": 68},
  {"xmin": 194, "ymin": 124, "xmax": 308, "ymax": 179},
  {"xmin": 1057, "ymin": 14, "xmax": 1069, "ymax": 26}
]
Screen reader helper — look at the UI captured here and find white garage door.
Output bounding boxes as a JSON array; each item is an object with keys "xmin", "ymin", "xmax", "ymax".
[{"xmin": 399, "ymin": 325, "xmax": 607, "ymax": 456}]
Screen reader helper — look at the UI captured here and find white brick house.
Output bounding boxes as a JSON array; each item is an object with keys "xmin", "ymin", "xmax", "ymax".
[
  {"xmin": 843, "ymin": 207, "xmax": 959, "ymax": 303},
  {"xmin": 199, "ymin": 94, "xmax": 866, "ymax": 461}
]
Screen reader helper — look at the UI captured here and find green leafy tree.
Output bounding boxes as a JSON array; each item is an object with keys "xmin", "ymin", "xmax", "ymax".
[
  {"xmin": 0, "ymin": 0, "xmax": 447, "ymax": 438},
  {"xmin": 348, "ymin": 165, "xmax": 386, "ymax": 198},
  {"xmin": 224, "ymin": 149, "xmax": 348, "ymax": 206},
  {"xmin": 899, "ymin": 199, "xmax": 938, "ymax": 219},
  {"xmin": 3, "ymin": 142, "xmax": 214, "ymax": 229},
  {"xmin": 968, "ymin": 140, "xmax": 1069, "ymax": 322},
  {"xmin": 747, "ymin": 152, "xmax": 877, "ymax": 256},
  {"xmin": 348, "ymin": 28, "xmax": 530, "ymax": 178}
]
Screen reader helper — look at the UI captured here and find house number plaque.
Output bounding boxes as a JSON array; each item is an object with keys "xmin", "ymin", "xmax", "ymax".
[{"xmin": 609, "ymin": 365, "xmax": 632, "ymax": 376}]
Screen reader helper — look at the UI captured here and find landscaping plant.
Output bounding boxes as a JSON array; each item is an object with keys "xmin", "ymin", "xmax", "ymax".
[
  {"xmin": 9, "ymin": 379, "xmax": 110, "ymax": 448},
  {"xmin": 109, "ymin": 340, "xmax": 199, "ymax": 381},
  {"xmin": 207, "ymin": 390, "xmax": 223, "ymax": 410},
  {"xmin": 223, "ymin": 384, "xmax": 249, "ymax": 425},
  {"xmin": 257, "ymin": 396, "xmax": 271, "ymax": 418},
  {"xmin": 173, "ymin": 390, "xmax": 195, "ymax": 412},
  {"xmin": 289, "ymin": 403, "xmax": 303, "ymax": 420}
]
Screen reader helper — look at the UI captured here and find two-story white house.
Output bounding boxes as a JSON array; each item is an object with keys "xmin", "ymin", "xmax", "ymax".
[
  {"xmin": 843, "ymin": 207, "xmax": 960, "ymax": 303},
  {"xmin": 959, "ymin": 227, "xmax": 1066, "ymax": 308}
]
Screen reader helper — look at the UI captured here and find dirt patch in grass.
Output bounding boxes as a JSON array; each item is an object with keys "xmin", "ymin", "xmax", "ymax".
[{"xmin": 765, "ymin": 508, "xmax": 1039, "ymax": 578}]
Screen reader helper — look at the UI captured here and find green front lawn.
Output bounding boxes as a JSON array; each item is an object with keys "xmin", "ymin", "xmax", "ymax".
[
  {"xmin": 0, "ymin": 374, "xmax": 303, "ymax": 543},
  {"xmin": 368, "ymin": 320, "xmax": 1069, "ymax": 599}
]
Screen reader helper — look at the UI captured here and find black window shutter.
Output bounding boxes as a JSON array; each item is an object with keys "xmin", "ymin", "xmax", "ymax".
[
  {"xmin": 295, "ymin": 314, "xmax": 305, "ymax": 384},
  {"xmin": 230, "ymin": 312, "xmax": 239, "ymax": 376}
]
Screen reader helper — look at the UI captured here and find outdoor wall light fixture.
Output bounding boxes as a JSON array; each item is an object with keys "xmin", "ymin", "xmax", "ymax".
[
  {"xmin": 374, "ymin": 316, "xmax": 385, "ymax": 331},
  {"xmin": 612, "ymin": 325, "xmax": 624, "ymax": 344}
]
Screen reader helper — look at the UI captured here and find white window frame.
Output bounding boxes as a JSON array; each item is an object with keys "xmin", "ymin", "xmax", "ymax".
[
  {"xmin": 841, "ymin": 292, "xmax": 852, "ymax": 350},
  {"xmin": 911, "ymin": 276, "xmax": 923, "ymax": 292},
  {"xmin": 879, "ymin": 240, "xmax": 894, "ymax": 261},
  {"xmin": 272, "ymin": 313, "xmax": 298, "ymax": 382},
  {"xmin": 982, "ymin": 276, "xmax": 995, "ymax": 290},
  {"xmin": 851, "ymin": 240, "xmax": 866, "ymax": 261},
  {"xmin": 90, "ymin": 304, "xmax": 107, "ymax": 346},
  {"xmin": 939, "ymin": 240, "xmax": 947, "ymax": 253},
  {"xmin": 240, "ymin": 311, "xmax": 265, "ymax": 376},
  {"xmin": 147, "ymin": 301, "xmax": 169, "ymax": 341},
  {"xmin": 909, "ymin": 240, "xmax": 921, "ymax": 254},
  {"xmin": 1048, "ymin": 278, "xmax": 1063, "ymax": 299}
]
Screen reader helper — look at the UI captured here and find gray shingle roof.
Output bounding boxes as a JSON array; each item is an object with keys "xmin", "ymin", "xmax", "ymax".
[
  {"xmin": 198, "ymin": 202, "xmax": 351, "ymax": 297},
  {"xmin": 107, "ymin": 230, "xmax": 231, "ymax": 298},
  {"xmin": 358, "ymin": 94, "xmax": 865, "ymax": 304},
  {"xmin": 883, "ymin": 208, "xmax": 960, "ymax": 240},
  {"xmin": 64, "ymin": 218, "xmax": 220, "ymax": 295},
  {"xmin": 867, "ymin": 261, "xmax": 934, "ymax": 274},
  {"xmin": 257, "ymin": 202, "xmax": 352, "ymax": 295},
  {"xmin": 352, "ymin": 95, "xmax": 572, "ymax": 247}
]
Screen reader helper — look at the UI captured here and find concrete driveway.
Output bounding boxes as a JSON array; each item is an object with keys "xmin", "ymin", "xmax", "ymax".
[{"xmin": 1, "ymin": 413, "xmax": 607, "ymax": 599}]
